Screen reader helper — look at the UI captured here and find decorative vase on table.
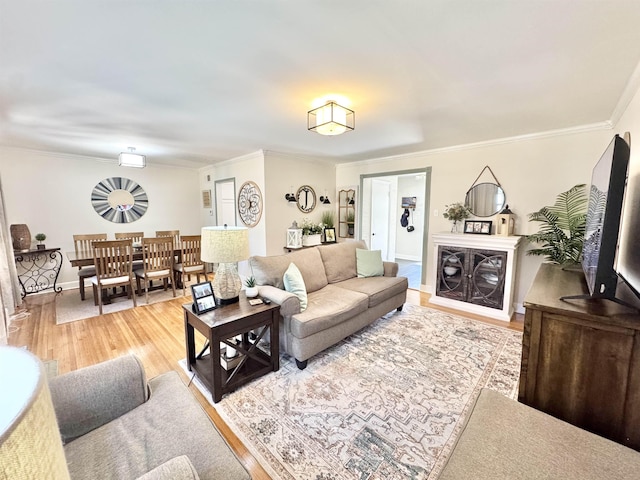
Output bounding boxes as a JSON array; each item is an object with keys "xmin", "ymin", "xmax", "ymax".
[
  {"xmin": 451, "ymin": 221, "xmax": 459, "ymax": 233},
  {"xmin": 302, "ymin": 234, "xmax": 322, "ymax": 247},
  {"xmin": 10, "ymin": 224, "xmax": 31, "ymax": 251}
]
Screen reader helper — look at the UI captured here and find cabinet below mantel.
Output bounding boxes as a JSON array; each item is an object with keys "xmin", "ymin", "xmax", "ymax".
[{"xmin": 429, "ymin": 233, "xmax": 522, "ymax": 321}]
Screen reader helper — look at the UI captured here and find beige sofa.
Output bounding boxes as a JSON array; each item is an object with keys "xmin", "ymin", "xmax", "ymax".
[
  {"xmin": 438, "ymin": 389, "xmax": 640, "ymax": 479},
  {"xmin": 249, "ymin": 240, "xmax": 408, "ymax": 369}
]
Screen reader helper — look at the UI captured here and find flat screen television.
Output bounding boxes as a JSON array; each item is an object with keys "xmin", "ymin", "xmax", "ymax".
[
  {"xmin": 617, "ymin": 133, "xmax": 640, "ymax": 300},
  {"xmin": 580, "ymin": 134, "xmax": 630, "ymax": 299}
]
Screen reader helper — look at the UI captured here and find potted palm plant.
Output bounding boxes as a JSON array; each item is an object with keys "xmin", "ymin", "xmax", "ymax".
[{"xmin": 526, "ymin": 184, "xmax": 587, "ymax": 266}]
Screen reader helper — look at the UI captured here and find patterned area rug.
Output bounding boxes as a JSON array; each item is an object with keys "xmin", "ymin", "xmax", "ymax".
[{"xmin": 183, "ymin": 303, "xmax": 522, "ymax": 480}]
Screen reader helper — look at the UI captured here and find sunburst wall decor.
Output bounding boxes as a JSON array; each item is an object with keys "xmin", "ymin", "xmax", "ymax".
[{"xmin": 91, "ymin": 177, "xmax": 149, "ymax": 223}]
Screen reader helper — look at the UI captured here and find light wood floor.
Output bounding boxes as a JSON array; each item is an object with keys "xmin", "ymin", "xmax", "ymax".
[{"xmin": 7, "ymin": 289, "xmax": 523, "ymax": 479}]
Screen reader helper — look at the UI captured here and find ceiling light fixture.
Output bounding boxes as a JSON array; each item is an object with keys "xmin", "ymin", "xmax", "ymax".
[
  {"xmin": 308, "ymin": 101, "xmax": 354, "ymax": 136},
  {"xmin": 118, "ymin": 147, "xmax": 146, "ymax": 168}
]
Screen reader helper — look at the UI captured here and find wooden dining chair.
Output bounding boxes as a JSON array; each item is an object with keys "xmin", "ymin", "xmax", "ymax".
[
  {"xmin": 91, "ymin": 239, "xmax": 137, "ymax": 315},
  {"xmin": 134, "ymin": 237, "xmax": 176, "ymax": 304},
  {"xmin": 73, "ymin": 233, "xmax": 107, "ymax": 301},
  {"xmin": 155, "ymin": 230, "xmax": 180, "ymax": 251},
  {"xmin": 115, "ymin": 232, "xmax": 144, "ymax": 244},
  {"xmin": 173, "ymin": 235, "xmax": 205, "ymax": 295}
]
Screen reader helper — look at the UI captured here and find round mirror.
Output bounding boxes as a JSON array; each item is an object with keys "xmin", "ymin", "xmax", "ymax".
[{"xmin": 465, "ymin": 182, "xmax": 506, "ymax": 217}]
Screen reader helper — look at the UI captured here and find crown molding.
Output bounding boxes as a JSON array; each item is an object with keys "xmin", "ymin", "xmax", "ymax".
[{"xmin": 340, "ymin": 121, "xmax": 613, "ymax": 168}]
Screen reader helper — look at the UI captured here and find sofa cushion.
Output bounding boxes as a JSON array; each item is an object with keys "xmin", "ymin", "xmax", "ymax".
[
  {"xmin": 356, "ymin": 248, "xmax": 384, "ymax": 277},
  {"xmin": 136, "ymin": 456, "xmax": 200, "ymax": 480},
  {"xmin": 250, "ymin": 248, "xmax": 328, "ymax": 293},
  {"xmin": 283, "ymin": 263, "xmax": 308, "ymax": 311},
  {"xmin": 336, "ymin": 276, "xmax": 409, "ymax": 308},
  {"xmin": 63, "ymin": 371, "xmax": 250, "ymax": 480},
  {"xmin": 290, "ymin": 284, "xmax": 369, "ymax": 338},
  {"xmin": 318, "ymin": 240, "xmax": 367, "ymax": 283}
]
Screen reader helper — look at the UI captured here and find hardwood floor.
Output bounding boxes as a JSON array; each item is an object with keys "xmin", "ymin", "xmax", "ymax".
[{"xmin": 7, "ymin": 288, "xmax": 522, "ymax": 479}]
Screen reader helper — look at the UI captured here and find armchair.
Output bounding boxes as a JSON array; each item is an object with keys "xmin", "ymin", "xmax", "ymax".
[{"xmin": 49, "ymin": 355, "xmax": 250, "ymax": 480}]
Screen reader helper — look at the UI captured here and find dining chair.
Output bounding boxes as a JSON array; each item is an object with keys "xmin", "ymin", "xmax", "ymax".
[
  {"xmin": 114, "ymin": 232, "xmax": 144, "ymax": 244},
  {"xmin": 73, "ymin": 233, "xmax": 107, "ymax": 301},
  {"xmin": 134, "ymin": 237, "xmax": 176, "ymax": 304},
  {"xmin": 155, "ymin": 230, "xmax": 180, "ymax": 251},
  {"xmin": 174, "ymin": 235, "xmax": 205, "ymax": 295},
  {"xmin": 91, "ymin": 239, "xmax": 137, "ymax": 315}
]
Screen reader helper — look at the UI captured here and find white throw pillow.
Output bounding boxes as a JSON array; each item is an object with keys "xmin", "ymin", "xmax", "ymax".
[
  {"xmin": 283, "ymin": 262, "xmax": 308, "ymax": 312},
  {"xmin": 356, "ymin": 249, "xmax": 384, "ymax": 278}
]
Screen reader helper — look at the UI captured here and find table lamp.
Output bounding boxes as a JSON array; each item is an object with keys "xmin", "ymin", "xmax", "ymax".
[
  {"xmin": 201, "ymin": 225, "xmax": 250, "ymax": 305},
  {"xmin": 0, "ymin": 346, "xmax": 70, "ymax": 479}
]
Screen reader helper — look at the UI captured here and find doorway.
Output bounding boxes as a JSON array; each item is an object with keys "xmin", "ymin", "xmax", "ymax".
[
  {"xmin": 360, "ymin": 168, "xmax": 431, "ymax": 290},
  {"xmin": 214, "ymin": 178, "xmax": 236, "ymax": 226}
]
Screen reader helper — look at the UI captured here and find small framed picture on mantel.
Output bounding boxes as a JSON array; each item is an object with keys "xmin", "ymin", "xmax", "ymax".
[{"xmin": 464, "ymin": 220, "xmax": 492, "ymax": 235}]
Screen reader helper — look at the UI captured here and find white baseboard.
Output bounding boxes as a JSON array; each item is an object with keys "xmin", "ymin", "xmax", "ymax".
[{"xmin": 394, "ymin": 254, "xmax": 422, "ymax": 262}]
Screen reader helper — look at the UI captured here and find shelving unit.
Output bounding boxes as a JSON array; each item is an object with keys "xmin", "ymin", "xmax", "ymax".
[{"xmin": 338, "ymin": 189, "xmax": 355, "ymax": 238}]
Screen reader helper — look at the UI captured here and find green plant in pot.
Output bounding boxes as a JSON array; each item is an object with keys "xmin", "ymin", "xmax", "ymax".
[
  {"xmin": 244, "ymin": 276, "xmax": 258, "ymax": 298},
  {"xmin": 35, "ymin": 233, "xmax": 46, "ymax": 250},
  {"xmin": 321, "ymin": 210, "xmax": 335, "ymax": 228},
  {"xmin": 345, "ymin": 210, "xmax": 355, "ymax": 236},
  {"xmin": 526, "ymin": 184, "xmax": 587, "ymax": 266}
]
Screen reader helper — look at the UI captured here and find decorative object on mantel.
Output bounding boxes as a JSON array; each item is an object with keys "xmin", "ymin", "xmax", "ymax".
[
  {"xmin": 286, "ymin": 221, "xmax": 303, "ymax": 249},
  {"xmin": 301, "ymin": 218, "xmax": 323, "ymax": 246},
  {"xmin": 464, "ymin": 220, "xmax": 492, "ymax": 235},
  {"xmin": 443, "ymin": 202, "xmax": 471, "ymax": 233},
  {"xmin": 35, "ymin": 233, "xmax": 46, "ymax": 250},
  {"xmin": 307, "ymin": 101, "xmax": 355, "ymax": 136},
  {"xmin": 526, "ymin": 184, "xmax": 587, "ymax": 266},
  {"xmin": 237, "ymin": 181, "xmax": 263, "ymax": 227},
  {"xmin": 465, "ymin": 165, "xmax": 507, "ymax": 217},
  {"xmin": 10, "ymin": 224, "xmax": 31, "ymax": 251},
  {"xmin": 496, "ymin": 205, "xmax": 516, "ymax": 236},
  {"xmin": 91, "ymin": 177, "xmax": 148, "ymax": 223}
]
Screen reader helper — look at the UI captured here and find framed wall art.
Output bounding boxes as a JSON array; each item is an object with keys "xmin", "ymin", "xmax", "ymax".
[{"xmin": 202, "ymin": 190, "xmax": 212, "ymax": 208}]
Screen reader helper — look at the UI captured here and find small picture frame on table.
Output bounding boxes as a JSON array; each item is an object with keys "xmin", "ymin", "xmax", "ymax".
[
  {"xmin": 191, "ymin": 281, "xmax": 217, "ymax": 313},
  {"xmin": 464, "ymin": 220, "xmax": 492, "ymax": 235},
  {"xmin": 324, "ymin": 227, "xmax": 337, "ymax": 243}
]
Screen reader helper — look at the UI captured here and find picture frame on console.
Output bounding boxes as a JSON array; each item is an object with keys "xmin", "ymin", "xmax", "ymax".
[
  {"xmin": 191, "ymin": 281, "xmax": 216, "ymax": 314},
  {"xmin": 465, "ymin": 220, "xmax": 492, "ymax": 235},
  {"xmin": 324, "ymin": 227, "xmax": 337, "ymax": 243}
]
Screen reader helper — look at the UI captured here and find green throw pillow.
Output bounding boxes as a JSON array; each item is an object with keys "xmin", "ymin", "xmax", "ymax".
[
  {"xmin": 283, "ymin": 262, "xmax": 308, "ymax": 312},
  {"xmin": 356, "ymin": 249, "xmax": 384, "ymax": 278}
]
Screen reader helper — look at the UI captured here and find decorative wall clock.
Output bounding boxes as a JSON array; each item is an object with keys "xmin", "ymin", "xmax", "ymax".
[
  {"xmin": 238, "ymin": 181, "xmax": 263, "ymax": 227},
  {"xmin": 296, "ymin": 185, "xmax": 316, "ymax": 213},
  {"xmin": 91, "ymin": 177, "xmax": 149, "ymax": 223}
]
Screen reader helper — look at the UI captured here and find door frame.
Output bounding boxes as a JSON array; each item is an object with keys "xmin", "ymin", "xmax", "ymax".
[
  {"xmin": 214, "ymin": 178, "xmax": 236, "ymax": 226},
  {"xmin": 360, "ymin": 167, "xmax": 432, "ymax": 288}
]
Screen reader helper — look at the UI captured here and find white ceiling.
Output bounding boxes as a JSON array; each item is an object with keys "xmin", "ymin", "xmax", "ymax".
[{"xmin": 2, "ymin": 1, "xmax": 640, "ymax": 168}]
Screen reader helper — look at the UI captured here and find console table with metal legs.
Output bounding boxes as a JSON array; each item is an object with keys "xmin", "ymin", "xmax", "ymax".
[{"xmin": 13, "ymin": 248, "xmax": 63, "ymax": 298}]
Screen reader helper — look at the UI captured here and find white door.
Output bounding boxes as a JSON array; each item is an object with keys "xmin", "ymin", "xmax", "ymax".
[
  {"xmin": 371, "ymin": 179, "xmax": 391, "ymax": 259},
  {"xmin": 215, "ymin": 180, "xmax": 236, "ymax": 226}
]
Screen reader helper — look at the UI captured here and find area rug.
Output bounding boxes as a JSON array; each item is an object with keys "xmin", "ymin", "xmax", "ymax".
[
  {"xmin": 181, "ymin": 303, "xmax": 522, "ymax": 480},
  {"xmin": 55, "ymin": 286, "xmax": 190, "ymax": 324}
]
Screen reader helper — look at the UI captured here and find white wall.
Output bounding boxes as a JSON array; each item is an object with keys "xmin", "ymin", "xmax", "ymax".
[
  {"xmin": 337, "ymin": 128, "xmax": 615, "ymax": 310},
  {"xmin": 0, "ymin": 147, "xmax": 201, "ymax": 288}
]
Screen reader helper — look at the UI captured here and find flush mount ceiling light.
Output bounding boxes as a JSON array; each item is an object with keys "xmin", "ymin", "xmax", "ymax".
[
  {"xmin": 308, "ymin": 101, "xmax": 354, "ymax": 136},
  {"xmin": 118, "ymin": 147, "xmax": 146, "ymax": 168}
]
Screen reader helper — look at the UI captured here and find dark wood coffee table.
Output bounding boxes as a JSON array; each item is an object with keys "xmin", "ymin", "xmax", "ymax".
[{"xmin": 183, "ymin": 294, "xmax": 280, "ymax": 403}]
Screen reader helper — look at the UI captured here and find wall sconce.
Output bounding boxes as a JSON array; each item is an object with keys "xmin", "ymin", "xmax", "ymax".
[
  {"xmin": 348, "ymin": 195, "xmax": 355, "ymax": 205},
  {"xmin": 308, "ymin": 101, "xmax": 355, "ymax": 136},
  {"xmin": 118, "ymin": 147, "xmax": 146, "ymax": 168},
  {"xmin": 285, "ymin": 186, "xmax": 297, "ymax": 202},
  {"xmin": 320, "ymin": 190, "xmax": 331, "ymax": 205}
]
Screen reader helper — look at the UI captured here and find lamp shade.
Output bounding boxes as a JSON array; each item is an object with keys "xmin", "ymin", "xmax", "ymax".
[
  {"xmin": 0, "ymin": 346, "xmax": 70, "ymax": 479},
  {"xmin": 308, "ymin": 101, "xmax": 354, "ymax": 136},
  {"xmin": 201, "ymin": 226, "xmax": 250, "ymax": 264}
]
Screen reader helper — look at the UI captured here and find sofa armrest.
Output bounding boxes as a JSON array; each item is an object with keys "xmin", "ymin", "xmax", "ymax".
[
  {"xmin": 258, "ymin": 285, "xmax": 301, "ymax": 317},
  {"xmin": 49, "ymin": 354, "xmax": 149, "ymax": 443},
  {"xmin": 383, "ymin": 261, "xmax": 399, "ymax": 277},
  {"xmin": 136, "ymin": 456, "xmax": 200, "ymax": 480}
]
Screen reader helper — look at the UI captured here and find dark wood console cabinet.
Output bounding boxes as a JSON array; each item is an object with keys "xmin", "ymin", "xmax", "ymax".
[{"xmin": 519, "ymin": 263, "xmax": 640, "ymax": 450}]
